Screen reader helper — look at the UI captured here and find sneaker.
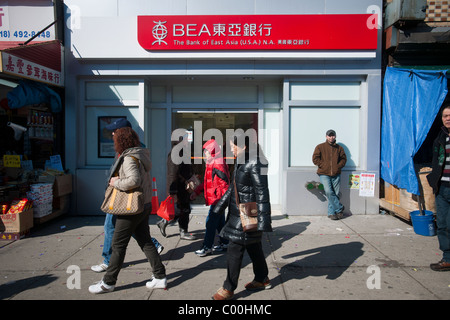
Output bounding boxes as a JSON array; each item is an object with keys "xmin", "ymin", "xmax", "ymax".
[
  {"xmin": 146, "ymin": 277, "xmax": 167, "ymax": 289},
  {"xmin": 430, "ymin": 260, "xmax": 450, "ymax": 271},
  {"xmin": 195, "ymin": 247, "xmax": 212, "ymax": 257},
  {"xmin": 157, "ymin": 245, "xmax": 164, "ymax": 255},
  {"xmin": 91, "ymin": 263, "xmax": 108, "ymax": 273},
  {"xmin": 212, "ymin": 287, "xmax": 234, "ymax": 300},
  {"xmin": 328, "ymin": 214, "xmax": 339, "ymax": 220},
  {"xmin": 88, "ymin": 280, "xmax": 114, "ymax": 294},
  {"xmin": 180, "ymin": 230, "xmax": 195, "ymax": 240},
  {"xmin": 245, "ymin": 277, "xmax": 272, "ymax": 291},
  {"xmin": 212, "ymin": 243, "xmax": 228, "ymax": 252}
]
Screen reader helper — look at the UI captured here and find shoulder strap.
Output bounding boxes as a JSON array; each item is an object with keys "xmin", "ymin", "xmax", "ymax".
[
  {"xmin": 212, "ymin": 167, "xmax": 230, "ymax": 184},
  {"xmin": 129, "ymin": 155, "xmax": 140, "ymax": 167},
  {"xmin": 233, "ymin": 170, "xmax": 240, "ymax": 207},
  {"xmin": 233, "ymin": 180, "xmax": 240, "ymax": 207},
  {"xmin": 113, "ymin": 155, "xmax": 140, "ymax": 177}
]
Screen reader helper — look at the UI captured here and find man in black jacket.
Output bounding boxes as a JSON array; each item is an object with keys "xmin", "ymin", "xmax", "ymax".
[{"xmin": 427, "ymin": 100, "xmax": 450, "ymax": 272}]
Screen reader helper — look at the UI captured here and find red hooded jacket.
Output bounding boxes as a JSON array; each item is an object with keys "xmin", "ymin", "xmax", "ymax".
[{"xmin": 194, "ymin": 139, "xmax": 230, "ymax": 206}]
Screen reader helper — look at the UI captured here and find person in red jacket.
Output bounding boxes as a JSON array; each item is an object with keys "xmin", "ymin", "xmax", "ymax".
[{"xmin": 191, "ymin": 139, "xmax": 230, "ymax": 257}]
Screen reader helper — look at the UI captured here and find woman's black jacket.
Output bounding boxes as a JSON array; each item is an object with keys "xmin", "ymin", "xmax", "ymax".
[{"xmin": 213, "ymin": 151, "xmax": 272, "ymax": 245}]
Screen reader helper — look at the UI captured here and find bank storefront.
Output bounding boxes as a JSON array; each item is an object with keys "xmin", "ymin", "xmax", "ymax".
[{"xmin": 64, "ymin": 0, "xmax": 382, "ymax": 216}]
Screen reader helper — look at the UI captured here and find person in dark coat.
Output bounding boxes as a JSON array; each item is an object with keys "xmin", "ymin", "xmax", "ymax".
[
  {"xmin": 211, "ymin": 131, "xmax": 272, "ymax": 300},
  {"xmin": 427, "ymin": 101, "xmax": 450, "ymax": 272},
  {"xmin": 157, "ymin": 136, "xmax": 195, "ymax": 240}
]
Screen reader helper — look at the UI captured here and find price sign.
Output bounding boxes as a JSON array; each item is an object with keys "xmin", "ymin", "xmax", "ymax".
[{"xmin": 3, "ymin": 155, "xmax": 21, "ymax": 168}]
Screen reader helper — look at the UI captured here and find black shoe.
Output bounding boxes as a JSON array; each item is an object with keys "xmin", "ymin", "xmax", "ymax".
[
  {"xmin": 328, "ymin": 214, "xmax": 338, "ymax": 220},
  {"xmin": 157, "ymin": 219, "xmax": 168, "ymax": 237},
  {"xmin": 430, "ymin": 260, "xmax": 450, "ymax": 271},
  {"xmin": 336, "ymin": 206, "xmax": 345, "ymax": 219}
]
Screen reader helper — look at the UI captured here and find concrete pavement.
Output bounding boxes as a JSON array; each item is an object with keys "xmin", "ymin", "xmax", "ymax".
[{"xmin": 0, "ymin": 208, "xmax": 449, "ymax": 302}]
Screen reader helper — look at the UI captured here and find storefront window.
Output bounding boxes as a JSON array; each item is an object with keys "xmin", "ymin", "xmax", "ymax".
[
  {"xmin": 290, "ymin": 106, "xmax": 359, "ymax": 167},
  {"xmin": 290, "ymin": 82, "xmax": 360, "ymax": 101},
  {"xmin": 172, "ymin": 85, "xmax": 258, "ymax": 103},
  {"xmin": 288, "ymin": 81, "xmax": 361, "ymax": 168},
  {"xmin": 264, "ymin": 85, "xmax": 281, "ymax": 103}
]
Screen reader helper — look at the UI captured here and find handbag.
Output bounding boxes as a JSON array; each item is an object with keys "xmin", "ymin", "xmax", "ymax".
[
  {"xmin": 234, "ymin": 180, "xmax": 258, "ymax": 232},
  {"xmin": 101, "ymin": 185, "xmax": 144, "ymax": 215},
  {"xmin": 185, "ymin": 174, "xmax": 200, "ymax": 193},
  {"xmin": 157, "ymin": 195, "xmax": 176, "ymax": 221},
  {"xmin": 100, "ymin": 156, "xmax": 145, "ymax": 215}
]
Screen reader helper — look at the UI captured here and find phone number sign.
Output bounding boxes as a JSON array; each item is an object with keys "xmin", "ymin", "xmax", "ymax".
[{"xmin": 138, "ymin": 14, "xmax": 378, "ymax": 51}]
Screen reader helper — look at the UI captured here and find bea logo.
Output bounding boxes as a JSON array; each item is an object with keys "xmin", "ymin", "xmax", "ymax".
[{"xmin": 152, "ymin": 21, "xmax": 168, "ymax": 45}]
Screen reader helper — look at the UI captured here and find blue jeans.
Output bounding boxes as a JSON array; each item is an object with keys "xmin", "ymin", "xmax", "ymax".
[
  {"xmin": 102, "ymin": 213, "xmax": 116, "ymax": 265},
  {"xmin": 319, "ymin": 174, "xmax": 344, "ymax": 216},
  {"xmin": 102, "ymin": 212, "xmax": 161, "ymax": 265},
  {"xmin": 202, "ymin": 205, "xmax": 228, "ymax": 249},
  {"xmin": 435, "ymin": 186, "xmax": 450, "ymax": 262}
]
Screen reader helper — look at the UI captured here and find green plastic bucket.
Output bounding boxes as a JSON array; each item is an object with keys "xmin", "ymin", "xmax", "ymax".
[{"xmin": 410, "ymin": 210, "xmax": 436, "ymax": 237}]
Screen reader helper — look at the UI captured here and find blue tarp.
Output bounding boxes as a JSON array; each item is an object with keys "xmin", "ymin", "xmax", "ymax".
[
  {"xmin": 7, "ymin": 80, "xmax": 62, "ymax": 112},
  {"xmin": 381, "ymin": 67, "xmax": 448, "ymax": 195}
]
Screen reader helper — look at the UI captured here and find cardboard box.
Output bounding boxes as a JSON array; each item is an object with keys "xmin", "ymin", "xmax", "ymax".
[
  {"xmin": 0, "ymin": 230, "xmax": 30, "ymax": 241},
  {"xmin": 384, "ymin": 182, "xmax": 400, "ymax": 205},
  {"xmin": 39, "ymin": 174, "xmax": 73, "ymax": 197},
  {"xmin": 54, "ymin": 174, "xmax": 72, "ymax": 197},
  {"xmin": 0, "ymin": 209, "xmax": 33, "ymax": 233}
]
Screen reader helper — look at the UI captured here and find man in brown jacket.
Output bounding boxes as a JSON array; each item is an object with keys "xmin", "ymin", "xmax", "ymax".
[{"xmin": 312, "ymin": 129, "xmax": 347, "ymax": 220}]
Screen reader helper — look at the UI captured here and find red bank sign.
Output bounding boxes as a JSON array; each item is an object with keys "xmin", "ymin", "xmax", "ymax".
[{"xmin": 137, "ymin": 14, "xmax": 378, "ymax": 51}]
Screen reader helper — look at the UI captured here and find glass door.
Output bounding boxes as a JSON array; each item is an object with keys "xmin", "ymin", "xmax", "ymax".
[{"xmin": 172, "ymin": 111, "xmax": 258, "ymax": 204}]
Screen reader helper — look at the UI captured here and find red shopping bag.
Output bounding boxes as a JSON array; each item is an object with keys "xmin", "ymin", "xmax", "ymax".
[{"xmin": 156, "ymin": 195, "xmax": 175, "ymax": 221}]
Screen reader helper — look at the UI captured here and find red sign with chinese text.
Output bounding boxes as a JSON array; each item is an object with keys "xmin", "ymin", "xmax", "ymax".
[
  {"xmin": 1, "ymin": 52, "xmax": 63, "ymax": 86},
  {"xmin": 137, "ymin": 14, "xmax": 378, "ymax": 51}
]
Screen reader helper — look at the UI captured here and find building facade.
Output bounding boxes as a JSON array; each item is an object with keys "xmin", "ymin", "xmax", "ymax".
[{"xmin": 64, "ymin": 0, "xmax": 382, "ymax": 215}]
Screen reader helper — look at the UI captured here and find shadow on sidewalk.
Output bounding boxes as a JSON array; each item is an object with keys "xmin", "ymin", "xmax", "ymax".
[
  {"xmin": 0, "ymin": 274, "xmax": 58, "ymax": 299},
  {"xmin": 163, "ymin": 221, "xmax": 313, "ymax": 293},
  {"xmin": 274, "ymin": 241, "xmax": 364, "ymax": 283}
]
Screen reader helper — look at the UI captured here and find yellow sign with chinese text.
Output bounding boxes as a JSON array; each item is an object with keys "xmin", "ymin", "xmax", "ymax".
[{"xmin": 3, "ymin": 155, "xmax": 21, "ymax": 168}]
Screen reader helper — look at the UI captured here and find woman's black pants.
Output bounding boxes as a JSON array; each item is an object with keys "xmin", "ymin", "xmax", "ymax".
[{"xmin": 223, "ymin": 240, "xmax": 268, "ymax": 292}]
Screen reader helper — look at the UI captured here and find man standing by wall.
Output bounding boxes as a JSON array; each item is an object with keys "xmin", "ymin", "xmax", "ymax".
[{"xmin": 312, "ymin": 129, "xmax": 347, "ymax": 220}]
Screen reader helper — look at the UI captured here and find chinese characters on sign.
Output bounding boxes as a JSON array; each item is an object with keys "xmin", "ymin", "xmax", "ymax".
[
  {"xmin": 3, "ymin": 155, "xmax": 20, "ymax": 168},
  {"xmin": 1, "ymin": 52, "xmax": 63, "ymax": 86},
  {"xmin": 138, "ymin": 14, "xmax": 378, "ymax": 51},
  {"xmin": 359, "ymin": 173, "xmax": 376, "ymax": 197}
]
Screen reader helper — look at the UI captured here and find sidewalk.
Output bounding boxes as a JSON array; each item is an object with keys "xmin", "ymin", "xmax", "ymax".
[{"xmin": 0, "ymin": 209, "xmax": 448, "ymax": 301}]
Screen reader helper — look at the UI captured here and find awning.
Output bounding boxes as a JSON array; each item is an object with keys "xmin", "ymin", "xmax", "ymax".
[{"xmin": 0, "ymin": 40, "xmax": 64, "ymax": 87}]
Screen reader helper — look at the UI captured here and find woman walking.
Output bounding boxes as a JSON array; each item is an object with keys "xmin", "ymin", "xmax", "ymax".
[
  {"xmin": 89, "ymin": 127, "xmax": 167, "ymax": 294},
  {"xmin": 211, "ymin": 132, "xmax": 272, "ymax": 300}
]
